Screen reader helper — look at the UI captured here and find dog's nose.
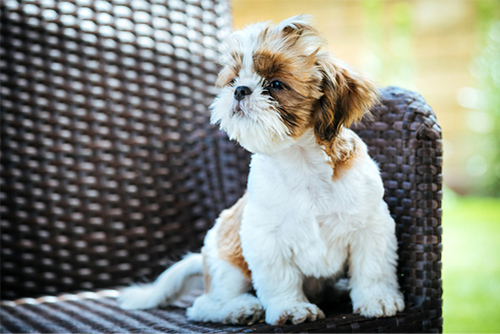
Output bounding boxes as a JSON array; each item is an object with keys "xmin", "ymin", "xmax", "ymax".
[{"xmin": 234, "ymin": 86, "xmax": 252, "ymax": 101}]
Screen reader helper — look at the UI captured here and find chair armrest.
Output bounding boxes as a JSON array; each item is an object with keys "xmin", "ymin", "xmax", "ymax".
[{"xmin": 353, "ymin": 86, "xmax": 443, "ymax": 318}]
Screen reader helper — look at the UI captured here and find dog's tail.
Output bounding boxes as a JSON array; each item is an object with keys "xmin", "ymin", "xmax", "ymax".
[{"xmin": 119, "ymin": 253, "xmax": 203, "ymax": 310}]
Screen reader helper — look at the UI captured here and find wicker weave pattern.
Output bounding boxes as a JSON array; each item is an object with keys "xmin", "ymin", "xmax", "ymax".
[
  {"xmin": 0, "ymin": 293, "xmax": 440, "ymax": 333},
  {"xmin": 0, "ymin": 0, "xmax": 233, "ymax": 299}
]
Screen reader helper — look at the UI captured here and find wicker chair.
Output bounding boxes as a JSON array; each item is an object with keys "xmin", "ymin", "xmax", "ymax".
[{"xmin": 0, "ymin": 1, "xmax": 442, "ymax": 332}]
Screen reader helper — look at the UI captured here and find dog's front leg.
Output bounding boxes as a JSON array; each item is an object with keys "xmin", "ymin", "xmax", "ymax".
[
  {"xmin": 241, "ymin": 227, "xmax": 325, "ymax": 325},
  {"xmin": 348, "ymin": 204, "xmax": 405, "ymax": 318}
]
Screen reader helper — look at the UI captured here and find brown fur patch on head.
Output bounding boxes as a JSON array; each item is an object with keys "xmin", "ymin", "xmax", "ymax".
[
  {"xmin": 216, "ymin": 193, "xmax": 251, "ymax": 280},
  {"xmin": 251, "ymin": 20, "xmax": 324, "ymax": 138},
  {"xmin": 216, "ymin": 51, "xmax": 243, "ymax": 88},
  {"xmin": 249, "ymin": 16, "xmax": 378, "ymax": 141},
  {"xmin": 313, "ymin": 54, "xmax": 379, "ymax": 144}
]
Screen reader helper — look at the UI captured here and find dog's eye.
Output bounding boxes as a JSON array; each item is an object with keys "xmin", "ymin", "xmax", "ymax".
[
  {"xmin": 227, "ymin": 78, "xmax": 236, "ymax": 86},
  {"xmin": 268, "ymin": 80, "xmax": 284, "ymax": 90}
]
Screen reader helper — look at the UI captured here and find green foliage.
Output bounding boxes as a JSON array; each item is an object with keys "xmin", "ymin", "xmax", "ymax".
[
  {"xmin": 442, "ymin": 190, "xmax": 500, "ymax": 332},
  {"xmin": 472, "ymin": 1, "xmax": 500, "ymax": 196}
]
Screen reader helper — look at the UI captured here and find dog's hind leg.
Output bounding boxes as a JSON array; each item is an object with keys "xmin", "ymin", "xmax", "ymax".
[
  {"xmin": 187, "ymin": 255, "xmax": 263, "ymax": 325},
  {"xmin": 186, "ymin": 193, "xmax": 263, "ymax": 325}
]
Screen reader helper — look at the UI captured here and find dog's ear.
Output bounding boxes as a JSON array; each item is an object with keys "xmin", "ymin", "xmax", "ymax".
[
  {"xmin": 314, "ymin": 55, "xmax": 379, "ymax": 143},
  {"xmin": 275, "ymin": 15, "xmax": 317, "ymax": 37}
]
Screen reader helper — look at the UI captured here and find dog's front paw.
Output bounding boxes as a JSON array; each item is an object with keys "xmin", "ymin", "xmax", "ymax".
[
  {"xmin": 266, "ymin": 302, "xmax": 325, "ymax": 325},
  {"xmin": 352, "ymin": 287, "xmax": 404, "ymax": 318}
]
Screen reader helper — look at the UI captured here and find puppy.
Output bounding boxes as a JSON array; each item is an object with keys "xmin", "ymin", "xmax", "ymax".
[{"xmin": 119, "ymin": 15, "xmax": 405, "ymax": 326}]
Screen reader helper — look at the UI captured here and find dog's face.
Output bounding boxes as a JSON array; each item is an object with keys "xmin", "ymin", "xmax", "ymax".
[{"xmin": 210, "ymin": 15, "xmax": 378, "ymax": 154}]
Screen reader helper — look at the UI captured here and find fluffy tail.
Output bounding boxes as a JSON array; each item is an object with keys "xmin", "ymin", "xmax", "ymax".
[{"xmin": 119, "ymin": 253, "xmax": 203, "ymax": 310}]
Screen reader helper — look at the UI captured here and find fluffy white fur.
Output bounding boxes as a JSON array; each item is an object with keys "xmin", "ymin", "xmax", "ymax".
[{"xmin": 119, "ymin": 15, "xmax": 404, "ymax": 326}]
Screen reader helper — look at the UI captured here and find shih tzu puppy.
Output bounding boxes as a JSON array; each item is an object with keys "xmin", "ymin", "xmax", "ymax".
[{"xmin": 119, "ymin": 15, "xmax": 405, "ymax": 326}]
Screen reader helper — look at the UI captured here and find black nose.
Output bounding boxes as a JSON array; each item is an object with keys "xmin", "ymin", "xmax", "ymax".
[{"xmin": 234, "ymin": 86, "xmax": 252, "ymax": 101}]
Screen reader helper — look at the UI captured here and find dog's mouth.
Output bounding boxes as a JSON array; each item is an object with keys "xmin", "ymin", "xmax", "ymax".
[{"xmin": 232, "ymin": 103, "xmax": 247, "ymax": 117}]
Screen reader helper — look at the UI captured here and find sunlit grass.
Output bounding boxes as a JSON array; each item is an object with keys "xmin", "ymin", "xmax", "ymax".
[{"xmin": 442, "ymin": 191, "xmax": 500, "ymax": 333}]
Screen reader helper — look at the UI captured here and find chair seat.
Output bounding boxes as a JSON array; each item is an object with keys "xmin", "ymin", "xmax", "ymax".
[{"xmin": 0, "ymin": 290, "xmax": 440, "ymax": 333}]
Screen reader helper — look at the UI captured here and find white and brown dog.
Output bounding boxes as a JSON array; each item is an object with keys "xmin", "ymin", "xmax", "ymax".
[{"xmin": 119, "ymin": 15, "xmax": 405, "ymax": 326}]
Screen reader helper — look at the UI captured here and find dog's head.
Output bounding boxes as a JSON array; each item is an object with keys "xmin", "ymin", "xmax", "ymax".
[{"xmin": 210, "ymin": 15, "xmax": 378, "ymax": 154}]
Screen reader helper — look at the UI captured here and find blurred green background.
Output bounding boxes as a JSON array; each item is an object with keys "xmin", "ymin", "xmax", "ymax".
[
  {"xmin": 443, "ymin": 191, "xmax": 500, "ymax": 333},
  {"xmin": 232, "ymin": 0, "xmax": 500, "ymax": 332}
]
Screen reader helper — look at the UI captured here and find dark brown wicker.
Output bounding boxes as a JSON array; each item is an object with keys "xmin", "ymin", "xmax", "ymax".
[
  {"xmin": 0, "ymin": 1, "xmax": 442, "ymax": 333},
  {"xmin": 0, "ymin": 0, "xmax": 235, "ymax": 299}
]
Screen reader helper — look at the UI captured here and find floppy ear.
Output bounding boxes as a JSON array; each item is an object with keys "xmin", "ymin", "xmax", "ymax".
[{"xmin": 313, "ymin": 54, "xmax": 379, "ymax": 143}]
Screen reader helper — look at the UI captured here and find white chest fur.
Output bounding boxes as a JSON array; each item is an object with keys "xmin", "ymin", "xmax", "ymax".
[{"xmin": 241, "ymin": 130, "xmax": 384, "ymax": 279}]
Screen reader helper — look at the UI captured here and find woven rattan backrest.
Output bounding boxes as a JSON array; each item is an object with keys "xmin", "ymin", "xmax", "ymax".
[{"xmin": 0, "ymin": 0, "xmax": 238, "ymax": 300}]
